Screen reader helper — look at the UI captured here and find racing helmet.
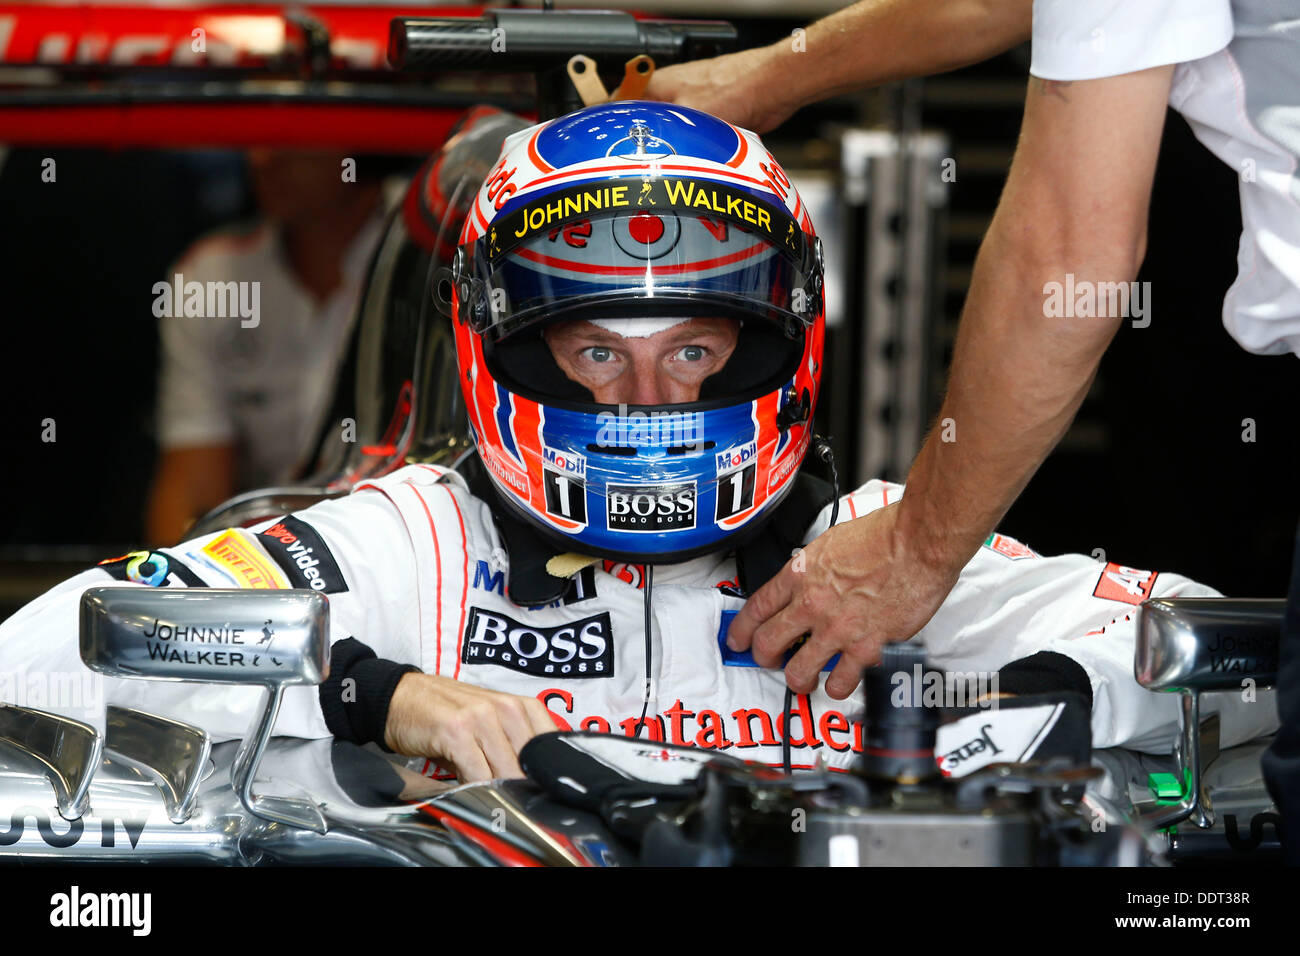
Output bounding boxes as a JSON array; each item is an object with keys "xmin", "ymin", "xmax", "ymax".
[{"xmin": 451, "ymin": 101, "xmax": 825, "ymax": 563}]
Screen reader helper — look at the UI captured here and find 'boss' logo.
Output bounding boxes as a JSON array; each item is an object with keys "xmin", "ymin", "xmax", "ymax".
[
  {"xmin": 606, "ymin": 482, "xmax": 696, "ymax": 532},
  {"xmin": 461, "ymin": 608, "xmax": 613, "ymax": 678}
]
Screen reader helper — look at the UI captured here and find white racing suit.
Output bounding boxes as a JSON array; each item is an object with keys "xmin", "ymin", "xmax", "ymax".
[{"xmin": 0, "ymin": 463, "xmax": 1279, "ymax": 774}]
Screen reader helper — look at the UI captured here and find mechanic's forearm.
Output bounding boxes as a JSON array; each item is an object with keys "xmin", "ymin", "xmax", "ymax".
[
  {"xmin": 897, "ymin": 65, "xmax": 1170, "ymax": 578},
  {"xmin": 762, "ymin": 0, "xmax": 1030, "ymax": 107},
  {"xmin": 897, "ymin": 218, "xmax": 1126, "ymax": 573}
]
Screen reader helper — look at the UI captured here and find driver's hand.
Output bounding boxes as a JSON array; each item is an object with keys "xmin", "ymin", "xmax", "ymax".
[
  {"xmin": 726, "ymin": 501, "xmax": 963, "ymax": 700},
  {"xmin": 383, "ymin": 673, "xmax": 559, "ymax": 782}
]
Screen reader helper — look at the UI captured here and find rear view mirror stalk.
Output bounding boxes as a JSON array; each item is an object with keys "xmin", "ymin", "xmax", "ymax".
[{"xmin": 80, "ymin": 587, "xmax": 331, "ymax": 834}]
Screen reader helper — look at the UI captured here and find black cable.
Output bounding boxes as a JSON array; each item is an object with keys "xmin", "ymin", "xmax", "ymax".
[
  {"xmin": 634, "ymin": 563, "xmax": 655, "ymax": 739},
  {"xmin": 818, "ymin": 436, "xmax": 841, "ymax": 530},
  {"xmin": 783, "ymin": 436, "xmax": 841, "ymax": 776},
  {"xmin": 782, "ymin": 686, "xmax": 794, "ymax": 774}
]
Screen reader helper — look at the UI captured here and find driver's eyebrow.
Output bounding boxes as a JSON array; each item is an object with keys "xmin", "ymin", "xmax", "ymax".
[
  {"xmin": 662, "ymin": 324, "xmax": 727, "ymax": 344},
  {"xmin": 552, "ymin": 320, "xmax": 729, "ymax": 349},
  {"xmin": 554, "ymin": 325, "xmax": 624, "ymax": 346}
]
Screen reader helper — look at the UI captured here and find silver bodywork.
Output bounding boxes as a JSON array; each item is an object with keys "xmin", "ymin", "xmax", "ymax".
[
  {"xmin": 0, "ymin": 731, "xmax": 623, "ymax": 866},
  {"xmin": 0, "ymin": 595, "xmax": 1285, "ymax": 866}
]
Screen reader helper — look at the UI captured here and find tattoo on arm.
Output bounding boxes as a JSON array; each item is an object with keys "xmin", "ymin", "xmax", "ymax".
[{"xmin": 1030, "ymin": 77, "xmax": 1073, "ymax": 102}]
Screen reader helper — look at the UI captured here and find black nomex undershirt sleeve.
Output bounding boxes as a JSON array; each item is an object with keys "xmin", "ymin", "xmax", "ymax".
[
  {"xmin": 996, "ymin": 651, "xmax": 1094, "ymax": 708},
  {"xmin": 319, "ymin": 637, "xmax": 420, "ymax": 750}
]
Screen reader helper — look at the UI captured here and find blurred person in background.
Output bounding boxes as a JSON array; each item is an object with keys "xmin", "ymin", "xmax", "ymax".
[{"xmin": 146, "ymin": 150, "xmax": 404, "ymax": 545}]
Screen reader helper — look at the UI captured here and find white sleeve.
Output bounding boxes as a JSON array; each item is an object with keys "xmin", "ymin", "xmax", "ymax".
[
  {"xmin": 155, "ymin": 257, "xmax": 236, "ymax": 449},
  {"xmin": 919, "ymin": 546, "xmax": 1278, "ymax": 753},
  {"xmin": 255, "ymin": 489, "xmax": 425, "ymax": 671},
  {"xmin": 0, "ymin": 489, "xmax": 421, "ymax": 744},
  {"xmin": 0, "ymin": 567, "xmax": 284, "ymax": 742},
  {"xmin": 814, "ymin": 480, "xmax": 1278, "ymax": 753},
  {"xmin": 1030, "ymin": 0, "xmax": 1232, "ymax": 81}
]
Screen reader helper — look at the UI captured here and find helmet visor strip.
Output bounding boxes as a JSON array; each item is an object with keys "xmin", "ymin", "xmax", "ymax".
[{"xmin": 459, "ymin": 177, "xmax": 820, "ymax": 339}]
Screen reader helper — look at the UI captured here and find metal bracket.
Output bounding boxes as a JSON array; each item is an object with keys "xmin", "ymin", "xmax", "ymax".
[
  {"xmin": 566, "ymin": 53, "xmax": 656, "ymax": 107},
  {"xmin": 104, "ymin": 705, "xmax": 211, "ymax": 825},
  {"xmin": 0, "ymin": 704, "xmax": 102, "ymax": 821},
  {"xmin": 611, "ymin": 55, "xmax": 654, "ymax": 100},
  {"xmin": 231, "ymin": 686, "xmax": 328, "ymax": 835},
  {"xmin": 1134, "ymin": 596, "xmax": 1283, "ymax": 831},
  {"xmin": 1139, "ymin": 701, "xmax": 1221, "ymax": 830},
  {"xmin": 566, "ymin": 54, "xmax": 608, "ymax": 106}
]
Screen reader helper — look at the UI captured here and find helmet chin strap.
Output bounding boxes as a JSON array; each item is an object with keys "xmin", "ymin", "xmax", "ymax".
[{"xmin": 589, "ymin": 316, "xmax": 691, "ymax": 338}]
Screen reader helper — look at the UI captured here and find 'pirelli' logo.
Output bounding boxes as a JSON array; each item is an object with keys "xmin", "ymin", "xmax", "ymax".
[{"xmin": 201, "ymin": 530, "xmax": 289, "ymax": 590}]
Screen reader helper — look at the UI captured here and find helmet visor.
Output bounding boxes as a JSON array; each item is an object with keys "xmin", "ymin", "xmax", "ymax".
[{"xmin": 458, "ymin": 177, "xmax": 820, "ymax": 338}]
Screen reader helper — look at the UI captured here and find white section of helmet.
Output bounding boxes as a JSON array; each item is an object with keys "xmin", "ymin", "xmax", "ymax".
[{"xmin": 588, "ymin": 316, "xmax": 691, "ymax": 339}]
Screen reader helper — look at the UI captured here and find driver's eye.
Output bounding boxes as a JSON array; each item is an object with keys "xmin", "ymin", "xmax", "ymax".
[
  {"xmin": 586, "ymin": 347, "xmax": 614, "ymax": 363},
  {"xmin": 677, "ymin": 345, "xmax": 705, "ymax": 362}
]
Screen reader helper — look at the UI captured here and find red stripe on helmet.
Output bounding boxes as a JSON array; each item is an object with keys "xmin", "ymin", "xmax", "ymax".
[
  {"xmin": 527, "ymin": 126, "xmax": 555, "ymax": 173},
  {"xmin": 726, "ymin": 125, "xmax": 750, "ymax": 168}
]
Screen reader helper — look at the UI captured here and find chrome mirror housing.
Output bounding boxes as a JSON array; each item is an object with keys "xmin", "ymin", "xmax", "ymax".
[
  {"xmin": 80, "ymin": 587, "xmax": 331, "ymax": 833},
  {"xmin": 1134, "ymin": 597, "xmax": 1283, "ymax": 831},
  {"xmin": 1136, "ymin": 597, "xmax": 1282, "ymax": 692}
]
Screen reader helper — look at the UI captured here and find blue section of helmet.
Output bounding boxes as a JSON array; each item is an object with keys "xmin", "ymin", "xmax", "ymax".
[
  {"xmin": 535, "ymin": 101, "xmax": 744, "ymax": 170},
  {"xmin": 533, "ymin": 401, "xmax": 764, "ymax": 555}
]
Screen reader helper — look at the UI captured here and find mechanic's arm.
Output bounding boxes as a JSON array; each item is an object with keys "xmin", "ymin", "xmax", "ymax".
[
  {"xmin": 146, "ymin": 444, "xmax": 237, "ymax": 544},
  {"xmin": 897, "ymin": 67, "xmax": 1173, "ymax": 592},
  {"xmin": 320, "ymin": 637, "xmax": 556, "ymax": 782},
  {"xmin": 646, "ymin": 0, "xmax": 1030, "ymax": 132},
  {"xmin": 731, "ymin": 66, "xmax": 1175, "ymax": 700}
]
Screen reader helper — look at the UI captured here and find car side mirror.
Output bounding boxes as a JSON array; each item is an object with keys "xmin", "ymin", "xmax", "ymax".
[
  {"xmin": 80, "ymin": 587, "xmax": 331, "ymax": 833},
  {"xmin": 1134, "ymin": 597, "xmax": 1283, "ymax": 830}
]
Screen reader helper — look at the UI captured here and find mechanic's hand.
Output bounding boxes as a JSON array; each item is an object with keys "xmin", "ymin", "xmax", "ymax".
[
  {"xmin": 383, "ymin": 672, "xmax": 558, "ymax": 782},
  {"xmin": 727, "ymin": 502, "xmax": 963, "ymax": 700},
  {"xmin": 644, "ymin": 45, "xmax": 799, "ymax": 134}
]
